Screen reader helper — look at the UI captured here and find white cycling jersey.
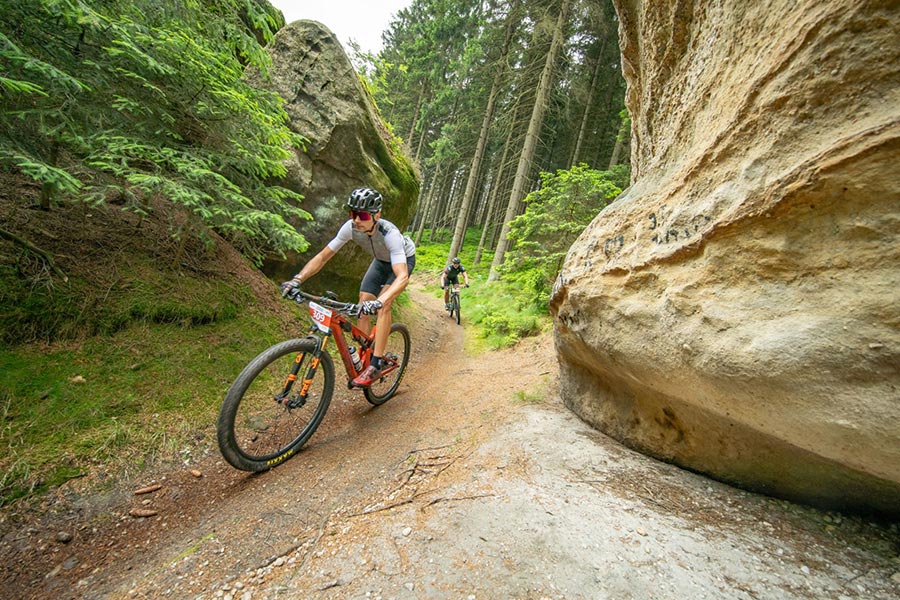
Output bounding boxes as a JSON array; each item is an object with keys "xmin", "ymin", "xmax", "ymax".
[{"xmin": 326, "ymin": 218, "xmax": 415, "ymax": 264}]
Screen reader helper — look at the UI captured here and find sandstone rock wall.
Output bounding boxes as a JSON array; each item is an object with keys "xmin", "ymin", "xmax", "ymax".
[
  {"xmin": 247, "ymin": 20, "xmax": 419, "ymax": 293},
  {"xmin": 550, "ymin": 0, "xmax": 900, "ymax": 515}
]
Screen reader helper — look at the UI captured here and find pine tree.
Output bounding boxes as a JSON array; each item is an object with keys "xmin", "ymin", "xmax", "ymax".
[{"xmin": 0, "ymin": 0, "xmax": 308, "ymax": 261}]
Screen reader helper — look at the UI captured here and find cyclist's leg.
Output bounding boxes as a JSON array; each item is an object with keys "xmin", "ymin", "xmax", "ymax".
[
  {"xmin": 358, "ymin": 259, "xmax": 390, "ymax": 335},
  {"xmin": 358, "ymin": 259, "xmax": 394, "ymax": 351},
  {"xmin": 371, "ymin": 256, "xmax": 414, "ymax": 359}
]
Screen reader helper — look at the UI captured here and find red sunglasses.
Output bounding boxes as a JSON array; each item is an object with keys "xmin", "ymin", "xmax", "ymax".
[{"xmin": 350, "ymin": 210, "xmax": 373, "ymax": 221}]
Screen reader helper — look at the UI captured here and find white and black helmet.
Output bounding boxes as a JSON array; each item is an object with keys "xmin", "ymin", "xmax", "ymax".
[{"xmin": 347, "ymin": 187, "xmax": 383, "ymax": 213}]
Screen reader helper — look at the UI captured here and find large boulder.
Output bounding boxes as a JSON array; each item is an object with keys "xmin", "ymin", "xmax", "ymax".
[
  {"xmin": 248, "ymin": 20, "xmax": 419, "ymax": 294},
  {"xmin": 550, "ymin": 0, "xmax": 900, "ymax": 515}
]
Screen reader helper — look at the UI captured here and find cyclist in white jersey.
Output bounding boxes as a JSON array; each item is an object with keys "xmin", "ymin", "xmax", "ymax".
[{"xmin": 282, "ymin": 188, "xmax": 416, "ymax": 387}]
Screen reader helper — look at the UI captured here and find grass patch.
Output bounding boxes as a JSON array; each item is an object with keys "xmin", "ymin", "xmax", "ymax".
[
  {"xmin": 0, "ymin": 255, "xmax": 251, "ymax": 344},
  {"xmin": 0, "ymin": 277, "xmax": 414, "ymax": 507},
  {"xmin": 413, "ymin": 227, "xmax": 551, "ymax": 350},
  {"xmin": 514, "ymin": 389, "xmax": 546, "ymax": 405},
  {"xmin": 0, "ymin": 301, "xmax": 290, "ymax": 506}
]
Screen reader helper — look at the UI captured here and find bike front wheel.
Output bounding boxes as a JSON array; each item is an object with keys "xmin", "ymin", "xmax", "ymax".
[
  {"xmin": 452, "ymin": 295, "xmax": 461, "ymax": 325},
  {"xmin": 364, "ymin": 323, "xmax": 411, "ymax": 406},
  {"xmin": 217, "ymin": 338, "xmax": 334, "ymax": 471}
]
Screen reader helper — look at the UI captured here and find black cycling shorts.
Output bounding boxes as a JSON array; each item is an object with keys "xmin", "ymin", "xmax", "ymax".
[{"xmin": 360, "ymin": 255, "xmax": 416, "ymax": 297}]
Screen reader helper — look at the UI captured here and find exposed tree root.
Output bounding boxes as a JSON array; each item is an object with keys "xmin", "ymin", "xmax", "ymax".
[{"xmin": 0, "ymin": 226, "xmax": 68, "ymax": 282}]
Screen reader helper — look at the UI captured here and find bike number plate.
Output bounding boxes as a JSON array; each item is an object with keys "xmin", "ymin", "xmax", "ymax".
[{"xmin": 308, "ymin": 302, "xmax": 333, "ymax": 333}]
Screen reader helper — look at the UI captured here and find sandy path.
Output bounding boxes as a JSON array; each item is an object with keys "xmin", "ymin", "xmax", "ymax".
[{"xmin": 1, "ymin": 280, "xmax": 897, "ymax": 600}]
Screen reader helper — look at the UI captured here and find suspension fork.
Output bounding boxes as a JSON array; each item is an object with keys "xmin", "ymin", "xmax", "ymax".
[{"xmin": 277, "ymin": 334, "xmax": 329, "ymax": 407}]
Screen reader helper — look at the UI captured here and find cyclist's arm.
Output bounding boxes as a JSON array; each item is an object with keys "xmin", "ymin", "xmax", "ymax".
[
  {"xmin": 463, "ymin": 271, "xmax": 470, "ymax": 285},
  {"xmin": 293, "ymin": 246, "xmax": 335, "ymax": 283},
  {"xmin": 327, "ymin": 221, "xmax": 353, "ymax": 252},
  {"xmin": 293, "ymin": 221, "xmax": 351, "ymax": 283}
]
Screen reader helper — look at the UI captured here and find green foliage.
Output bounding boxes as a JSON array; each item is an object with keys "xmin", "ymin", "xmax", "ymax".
[
  {"xmin": 415, "ymin": 226, "xmax": 549, "ymax": 350},
  {"xmin": 500, "ymin": 164, "xmax": 621, "ymax": 309},
  {"xmin": 361, "ymin": 0, "xmax": 630, "ymax": 284},
  {"xmin": 607, "ymin": 163, "xmax": 632, "ymax": 190},
  {"xmin": 466, "ymin": 293, "xmax": 546, "ymax": 349},
  {"xmin": 0, "ymin": 0, "xmax": 310, "ymax": 260},
  {"xmin": 411, "ymin": 229, "xmax": 457, "ymax": 271},
  {"xmin": 373, "ymin": 0, "xmax": 487, "ymax": 150}
]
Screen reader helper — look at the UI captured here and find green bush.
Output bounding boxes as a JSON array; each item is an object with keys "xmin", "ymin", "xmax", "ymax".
[{"xmin": 501, "ymin": 164, "xmax": 622, "ymax": 306}]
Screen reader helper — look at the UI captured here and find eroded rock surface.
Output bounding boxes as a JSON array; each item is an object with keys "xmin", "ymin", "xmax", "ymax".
[
  {"xmin": 551, "ymin": 0, "xmax": 900, "ymax": 515},
  {"xmin": 247, "ymin": 20, "xmax": 419, "ymax": 288}
]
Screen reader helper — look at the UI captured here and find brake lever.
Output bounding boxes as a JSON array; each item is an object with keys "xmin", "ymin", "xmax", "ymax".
[{"xmin": 288, "ymin": 288, "xmax": 306, "ymax": 304}]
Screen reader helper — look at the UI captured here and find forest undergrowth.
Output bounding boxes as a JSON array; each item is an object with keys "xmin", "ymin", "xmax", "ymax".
[
  {"xmin": 0, "ymin": 184, "xmax": 300, "ymax": 508},
  {"xmin": 412, "ymin": 226, "xmax": 551, "ymax": 351}
]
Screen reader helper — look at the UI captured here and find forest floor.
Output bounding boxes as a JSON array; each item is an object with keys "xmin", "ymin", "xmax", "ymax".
[{"xmin": 1, "ymin": 279, "xmax": 899, "ymax": 600}]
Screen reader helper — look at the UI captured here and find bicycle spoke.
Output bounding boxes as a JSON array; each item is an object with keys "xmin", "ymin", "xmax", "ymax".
[
  {"xmin": 218, "ymin": 339, "xmax": 334, "ymax": 471},
  {"xmin": 364, "ymin": 323, "xmax": 410, "ymax": 405},
  {"xmin": 234, "ymin": 353, "xmax": 324, "ymax": 458}
]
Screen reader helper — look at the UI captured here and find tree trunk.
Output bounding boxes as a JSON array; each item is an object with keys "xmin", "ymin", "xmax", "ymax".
[
  {"xmin": 407, "ymin": 82, "xmax": 426, "ymax": 151},
  {"xmin": 473, "ymin": 180, "xmax": 501, "ymax": 266},
  {"xmin": 447, "ymin": 3, "xmax": 517, "ymax": 264},
  {"xmin": 592, "ymin": 73, "xmax": 623, "ymax": 167},
  {"xmin": 414, "ymin": 105, "xmax": 430, "ymax": 163},
  {"xmin": 571, "ymin": 42, "xmax": 605, "ymax": 166},
  {"xmin": 474, "ymin": 95, "xmax": 522, "ymax": 266},
  {"xmin": 429, "ymin": 172, "xmax": 456, "ymax": 242},
  {"xmin": 489, "ymin": 0, "xmax": 572, "ymax": 282},
  {"xmin": 608, "ymin": 112, "xmax": 629, "ymax": 168},
  {"xmin": 414, "ymin": 164, "xmax": 443, "ymax": 246}
]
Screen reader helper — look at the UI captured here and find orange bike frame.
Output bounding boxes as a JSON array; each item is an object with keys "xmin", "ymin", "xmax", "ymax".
[{"xmin": 306, "ymin": 301, "xmax": 377, "ymax": 380}]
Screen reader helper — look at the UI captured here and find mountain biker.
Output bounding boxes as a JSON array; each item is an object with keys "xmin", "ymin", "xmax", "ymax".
[
  {"xmin": 281, "ymin": 187, "xmax": 416, "ymax": 387},
  {"xmin": 441, "ymin": 257, "xmax": 469, "ymax": 311}
]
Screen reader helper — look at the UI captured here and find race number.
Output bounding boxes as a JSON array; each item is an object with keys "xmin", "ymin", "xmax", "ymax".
[{"xmin": 308, "ymin": 302, "xmax": 333, "ymax": 333}]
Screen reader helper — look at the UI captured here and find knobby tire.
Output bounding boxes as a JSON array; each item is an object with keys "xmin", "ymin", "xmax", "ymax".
[
  {"xmin": 363, "ymin": 323, "xmax": 411, "ymax": 406},
  {"xmin": 217, "ymin": 338, "xmax": 334, "ymax": 472},
  {"xmin": 452, "ymin": 295, "xmax": 461, "ymax": 325}
]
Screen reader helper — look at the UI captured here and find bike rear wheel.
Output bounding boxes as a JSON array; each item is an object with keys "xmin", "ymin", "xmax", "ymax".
[
  {"xmin": 364, "ymin": 323, "xmax": 411, "ymax": 406},
  {"xmin": 452, "ymin": 294, "xmax": 461, "ymax": 325},
  {"xmin": 217, "ymin": 338, "xmax": 334, "ymax": 471}
]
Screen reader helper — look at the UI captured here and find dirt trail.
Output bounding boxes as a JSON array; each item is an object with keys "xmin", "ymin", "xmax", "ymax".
[{"xmin": 1, "ymin": 280, "xmax": 899, "ymax": 600}]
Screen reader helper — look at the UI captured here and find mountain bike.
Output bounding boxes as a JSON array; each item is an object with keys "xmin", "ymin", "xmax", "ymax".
[
  {"xmin": 446, "ymin": 283, "xmax": 467, "ymax": 325},
  {"xmin": 216, "ymin": 288, "xmax": 411, "ymax": 472}
]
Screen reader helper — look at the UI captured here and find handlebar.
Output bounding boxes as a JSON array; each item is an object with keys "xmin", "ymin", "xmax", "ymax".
[{"xmin": 284, "ymin": 287, "xmax": 360, "ymax": 317}]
